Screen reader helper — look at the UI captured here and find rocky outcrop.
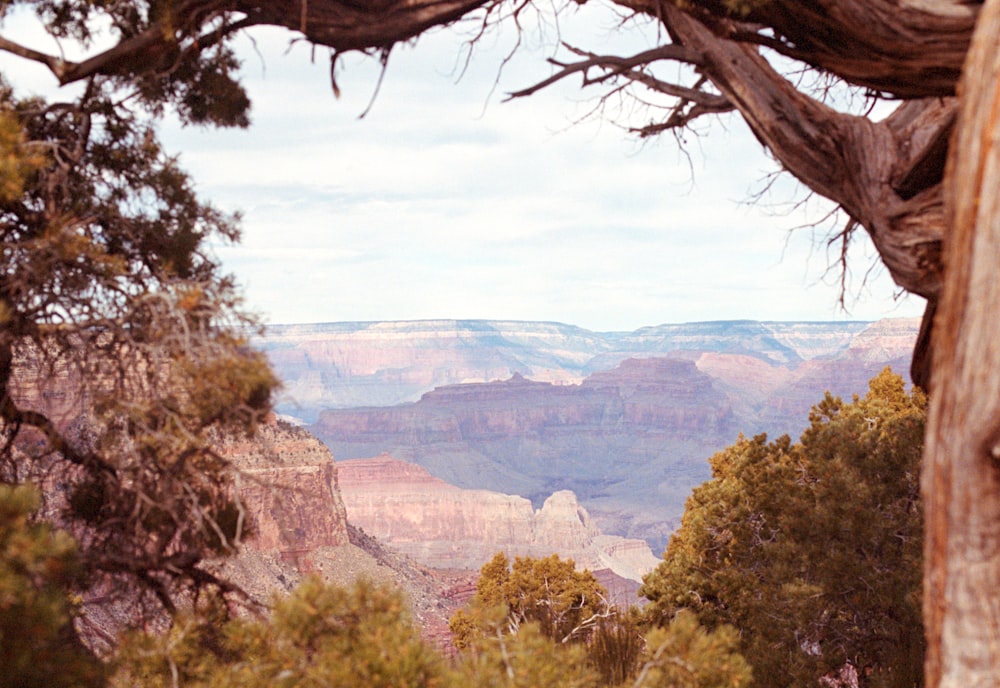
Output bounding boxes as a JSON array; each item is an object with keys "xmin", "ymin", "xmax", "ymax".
[
  {"xmin": 218, "ymin": 420, "xmax": 350, "ymax": 557},
  {"xmin": 337, "ymin": 455, "xmax": 659, "ymax": 583},
  {"xmin": 311, "ymin": 357, "xmax": 738, "ymax": 550},
  {"xmin": 312, "ymin": 357, "xmax": 736, "ymax": 451},
  {"xmin": 216, "ymin": 421, "xmax": 470, "ymax": 648}
]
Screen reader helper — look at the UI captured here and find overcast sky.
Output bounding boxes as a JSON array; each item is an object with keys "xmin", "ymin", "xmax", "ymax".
[{"xmin": 12, "ymin": 8, "xmax": 926, "ymax": 332}]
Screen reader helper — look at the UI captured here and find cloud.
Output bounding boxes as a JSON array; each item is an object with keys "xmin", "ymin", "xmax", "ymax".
[{"xmin": 5, "ymin": 9, "xmax": 925, "ymax": 330}]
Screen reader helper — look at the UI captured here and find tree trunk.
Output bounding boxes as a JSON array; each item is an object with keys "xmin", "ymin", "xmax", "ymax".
[{"xmin": 924, "ymin": 0, "xmax": 1000, "ymax": 685}]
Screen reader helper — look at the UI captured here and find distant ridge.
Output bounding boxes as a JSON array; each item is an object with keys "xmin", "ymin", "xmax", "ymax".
[{"xmin": 258, "ymin": 318, "xmax": 916, "ymax": 421}]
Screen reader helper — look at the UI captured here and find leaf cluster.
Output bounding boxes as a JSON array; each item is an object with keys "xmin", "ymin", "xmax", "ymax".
[
  {"xmin": 0, "ymin": 483, "xmax": 104, "ymax": 688},
  {"xmin": 21, "ymin": 0, "xmax": 251, "ymax": 127},
  {"xmin": 640, "ymin": 368, "xmax": 925, "ymax": 688},
  {"xmin": 451, "ymin": 552, "xmax": 611, "ymax": 648},
  {"xmin": 450, "ymin": 553, "xmax": 752, "ymax": 687},
  {"xmin": 112, "ymin": 576, "xmax": 448, "ymax": 688}
]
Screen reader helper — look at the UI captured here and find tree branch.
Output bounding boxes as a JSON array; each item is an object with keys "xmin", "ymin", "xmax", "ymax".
[
  {"xmin": 506, "ymin": 43, "xmax": 705, "ymax": 100},
  {"xmin": 0, "ymin": 36, "xmax": 71, "ymax": 80},
  {"xmin": 677, "ymin": 0, "xmax": 979, "ymax": 97}
]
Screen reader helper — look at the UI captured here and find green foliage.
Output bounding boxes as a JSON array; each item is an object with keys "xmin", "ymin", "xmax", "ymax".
[
  {"xmin": 640, "ymin": 368, "xmax": 925, "ymax": 687},
  {"xmin": 451, "ymin": 553, "xmax": 610, "ymax": 648},
  {"xmin": 113, "ymin": 576, "xmax": 448, "ymax": 688},
  {"xmin": 633, "ymin": 611, "xmax": 752, "ymax": 688},
  {"xmin": 26, "ymin": 0, "xmax": 251, "ymax": 128},
  {"xmin": 0, "ymin": 483, "xmax": 104, "ymax": 688},
  {"xmin": 0, "ymin": 107, "xmax": 45, "ymax": 205},
  {"xmin": 453, "ymin": 553, "xmax": 698, "ymax": 686},
  {"xmin": 453, "ymin": 621, "xmax": 600, "ymax": 688},
  {"xmin": 0, "ymin": 6, "xmax": 279, "ymax": 617}
]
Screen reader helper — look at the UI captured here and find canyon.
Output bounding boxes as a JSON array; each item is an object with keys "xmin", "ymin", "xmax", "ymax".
[
  {"xmin": 217, "ymin": 420, "xmax": 655, "ymax": 640},
  {"xmin": 262, "ymin": 318, "xmax": 918, "ymax": 551},
  {"xmin": 336, "ymin": 454, "xmax": 659, "ymax": 583},
  {"xmin": 260, "ymin": 318, "xmax": 916, "ymax": 422},
  {"xmin": 216, "ymin": 420, "xmax": 465, "ymax": 644},
  {"xmin": 10, "ymin": 317, "xmax": 922, "ymax": 647}
]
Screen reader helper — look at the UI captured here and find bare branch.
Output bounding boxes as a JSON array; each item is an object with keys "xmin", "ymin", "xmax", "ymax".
[
  {"xmin": 0, "ymin": 35, "xmax": 71, "ymax": 80},
  {"xmin": 506, "ymin": 42, "xmax": 704, "ymax": 100}
]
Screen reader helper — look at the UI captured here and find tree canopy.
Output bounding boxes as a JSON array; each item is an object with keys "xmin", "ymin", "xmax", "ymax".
[
  {"xmin": 450, "ymin": 552, "xmax": 612, "ymax": 647},
  {"xmin": 0, "ymin": 483, "xmax": 105, "ymax": 688},
  {"xmin": 449, "ymin": 552, "xmax": 752, "ymax": 687},
  {"xmin": 641, "ymin": 368, "xmax": 926, "ymax": 687},
  {"xmin": 111, "ymin": 576, "xmax": 449, "ymax": 688},
  {"xmin": 0, "ymin": 0, "xmax": 279, "ymax": 624}
]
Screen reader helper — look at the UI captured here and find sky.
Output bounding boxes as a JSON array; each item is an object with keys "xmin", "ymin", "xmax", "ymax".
[{"xmin": 9, "ymin": 8, "xmax": 926, "ymax": 332}]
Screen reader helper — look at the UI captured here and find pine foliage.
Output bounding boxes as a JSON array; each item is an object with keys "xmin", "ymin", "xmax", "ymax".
[{"xmin": 640, "ymin": 368, "xmax": 925, "ymax": 687}]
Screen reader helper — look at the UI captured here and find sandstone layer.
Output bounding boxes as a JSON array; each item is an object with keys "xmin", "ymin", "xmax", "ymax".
[
  {"xmin": 336, "ymin": 455, "xmax": 660, "ymax": 583},
  {"xmin": 217, "ymin": 421, "xmax": 351, "ymax": 557},
  {"xmin": 216, "ymin": 420, "xmax": 464, "ymax": 646}
]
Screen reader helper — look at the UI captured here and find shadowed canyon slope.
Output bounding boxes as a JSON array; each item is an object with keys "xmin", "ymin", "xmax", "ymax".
[
  {"xmin": 215, "ymin": 420, "xmax": 467, "ymax": 645},
  {"xmin": 276, "ymin": 319, "xmax": 917, "ymax": 551},
  {"xmin": 336, "ymin": 455, "xmax": 659, "ymax": 583}
]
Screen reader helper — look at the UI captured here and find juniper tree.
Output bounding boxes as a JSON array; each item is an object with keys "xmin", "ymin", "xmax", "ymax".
[
  {"xmin": 0, "ymin": 13, "xmax": 278, "ymax": 625},
  {"xmin": 640, "ymin": 368, "xmax": 925, "ymax": 687}
]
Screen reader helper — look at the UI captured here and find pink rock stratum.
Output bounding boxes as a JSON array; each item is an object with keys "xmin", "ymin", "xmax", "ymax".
[{"xmin": 337, "ymin": 454, "xmax": 660, "ymax": 582}]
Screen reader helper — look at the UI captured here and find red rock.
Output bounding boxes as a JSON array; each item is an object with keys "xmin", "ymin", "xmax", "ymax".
[{"xmin": 337, "ymin": 455, "xmax": 659, "ymax": 583}]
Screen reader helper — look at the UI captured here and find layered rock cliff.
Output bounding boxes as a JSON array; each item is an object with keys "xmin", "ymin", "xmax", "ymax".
[
  {"xmin": 308, "ymin": 320, "xmax": 919, "ymax": 551},
  {"xmin": 214, "ymin": 421, "xmax": 465, "ymax": 645},
  {"xmin": 216, "ymin": 421, "xmax": 350, "ymax": 558},
  {"xmin": 261, "ymin": 318, "xmax": 912, "ymax": 422},
  {"xmin": 337, "ymin": 455, "xmax": 660, "ymax": 583}
]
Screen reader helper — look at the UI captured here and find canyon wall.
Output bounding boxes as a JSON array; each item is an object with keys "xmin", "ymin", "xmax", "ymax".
[
  {"xmin": 304, "ymin": 319, "xmax": 918, "ymax": 551},
  {"xmin": 336, "ymin": 455, "xmax": 660, "ymax": 583},
  {"xmin": 217, "ymin": 420, "xmax": 350, "ymax": 557},
  {"xmin": 260, "ymin": 318, "xmax": 903, "ymax": 422},
  {"xmin": 216, "ymin": 420, "xmax": 467, "ymax": 644}
]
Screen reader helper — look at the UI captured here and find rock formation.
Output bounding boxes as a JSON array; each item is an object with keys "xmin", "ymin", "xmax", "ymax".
[
  {"xmin": 260, "ymin": 318, "xmax": 915, "ymax": 422},
  {"xmin": 216, "ymin": 421, "xmax": 350, "ymax": 560},
  {"xmin": 304, "ymin": 320, "xmax": 919, "ymax": 551},
  {"xmin": 215, "ymin": 420, "xmax": 465, "ymax": 645},
  {"xmin": 336, "ymin": 455, "xmax": 660, "ymax": 583}
]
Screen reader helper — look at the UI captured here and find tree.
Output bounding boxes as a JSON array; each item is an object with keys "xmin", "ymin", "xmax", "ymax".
[
  {"xmin": 2, "ymin": 1, "xmax": 999, "ymax": 684},
  {"xmin": 632, "ymin": 611, "xmax": 752, "ymax": 688},
  {"xmin": 0, "ymin": 8, "xmax": 279, "ymax": 628},
  {"xmin": 451, "ymin": 552, "xmax": 748, "ymax": 687},
  {"xmin": 640, "ymin": 368, "xmax": 925, "ymax": 687},
  {"xmin": 453, "ymin": 618, "xmax": 602, "ymax": 688},
  {"xmin": 111, "ymin": 576, "xmax": 449, "ymax": 688},
  {"xmin": 450, "ymin": 553, "xmax": 639, "ymax": 684},
  {"xmin": 450, "ymin": 553, "xmax": 611, "ymax": 648}
]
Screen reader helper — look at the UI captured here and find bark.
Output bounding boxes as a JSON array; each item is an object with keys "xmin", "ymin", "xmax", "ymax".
[
  {"xmin": 685, "ymin": 0, "xmax": 978, "ymax": 97},
  {"xmin": 0, "ymin": 0, "xmax": 980, "ymax": 99},
  {"xmin": 639, "ymin": 3, "xmax": 950, "ymax": 303},
  {"xmin": 924, "ymin": 0, "xmax": 1000, "ymax": 684},
  {"xmin": 235, "ymin": 0, "xmax": 495, "ymax": 52},
  {"xmin": 0, "ymin": 0, "xmax": 499, "ymax": 85}
]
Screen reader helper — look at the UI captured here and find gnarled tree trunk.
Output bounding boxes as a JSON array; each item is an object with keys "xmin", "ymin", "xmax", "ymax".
[{"xmin": 925, "ymin": 0, "xmax": 1000, "ymax": 685}]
